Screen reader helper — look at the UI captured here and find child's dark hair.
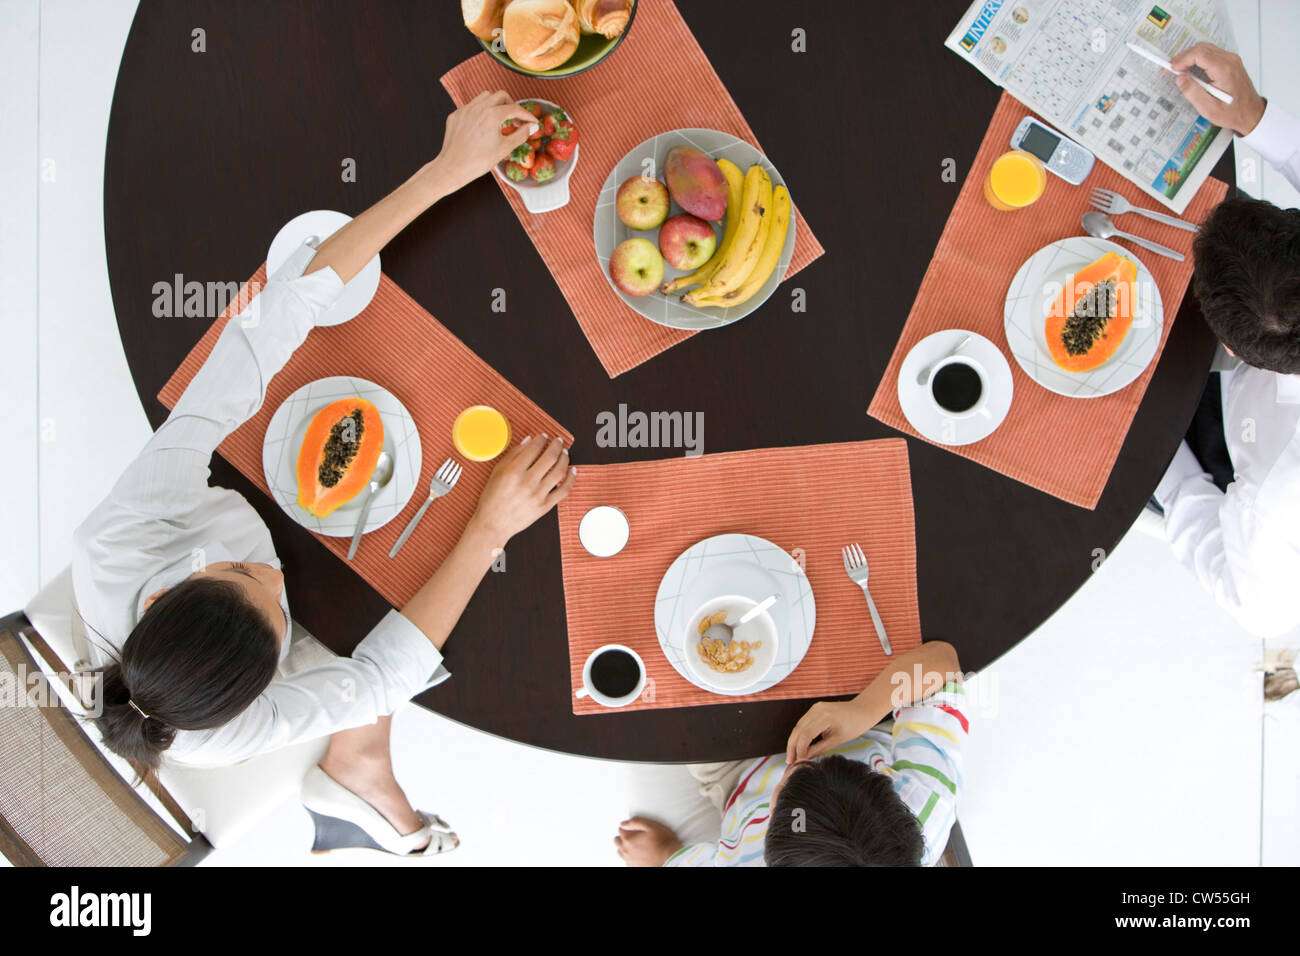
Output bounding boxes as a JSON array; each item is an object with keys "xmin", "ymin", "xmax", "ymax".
[
  {"xmin": 92, "ymin": 576, "xmax": 279, "ymax": 778},
  {"xmin": 764, "ymin": 756, "xmax": 924, "ymax": 866},
  {"xmin": 1193, "ymin": 195, "xmax": 1300, "ymax": 373}
]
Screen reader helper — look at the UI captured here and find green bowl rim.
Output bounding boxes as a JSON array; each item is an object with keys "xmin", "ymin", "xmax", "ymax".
[{"xmin": 473, "ymin": 0, "xmax": 639, "ymax": 79}]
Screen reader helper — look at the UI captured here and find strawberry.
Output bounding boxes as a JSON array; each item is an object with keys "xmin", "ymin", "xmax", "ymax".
[
  {"xmin": 504, "ymin": 160, "xmax": 530, "ymax": 182},
  {"xmin": 501, "ymin": 118, "xmax": 522, "ymax": 137},
  {"xmin": 531, "ymin": 154, "xmax": 557, "ymax": 182},
  {"xmin": 545, "ymin": 136, "xmax": 575, "ymax": 162},
  {"xmin": 541, "ymin": 110, "xmax": 561, "ymax": 138},
  {"xmin": 553, "ymin": 116, "xmax": 579, "ymax": 145},
  {"xmin": 509, "ymin": 143, "xmax": 535, "ymax": 169},
  {"xmin": 521, "ymin": 100, "xmax": 544, "ymax": 119},
  {"xmin": 528, "ymin": 130, "xmax": 545, "ymax": 150}
]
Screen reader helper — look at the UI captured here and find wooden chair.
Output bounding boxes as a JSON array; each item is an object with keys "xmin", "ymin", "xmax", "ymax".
[{"xmin": 0, "ymin": 611, "xmax": 209, "ymax": 865}]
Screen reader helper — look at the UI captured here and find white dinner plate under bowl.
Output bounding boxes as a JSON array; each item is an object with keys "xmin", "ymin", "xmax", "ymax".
[
  {"xmin": 653, "ymin": 533, "xmax": 815, "ymax": 697},
  {"xmin": 262, "ymin": 376, "xmax": 422, "ymax": 538},
  {"xmin": 267, "ymin": 210, "xmax": 381, "ymax": 327},
  {"xmin": 1003, "ymin": 236, "xmax": 1163, "ymax": 398},
  {"xmin": 897, "ymin": 330, "xmax": 1015, "ymax": 446},
  {"xmin": 594, "ymin": 128, "xmax": 797, "ymax": 331}
]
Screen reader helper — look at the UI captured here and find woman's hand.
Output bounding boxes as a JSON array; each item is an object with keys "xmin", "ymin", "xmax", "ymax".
[
  {"xmin": 468, "ymin": 434, "xmax": 576, "ymax": 546},
  {"xmin": 785, "ymin": 699, "xmax": 872, "ymax": 765},
  {"xmin": 615, "ymin": 817, "xmax": 683, "ymax": 866},
  {"xmin": 431, "ymin": 90, "xmax": 538, "ymax": 196}
]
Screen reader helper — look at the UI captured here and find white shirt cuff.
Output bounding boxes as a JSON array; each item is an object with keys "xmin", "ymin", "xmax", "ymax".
[
  {"xmin": 1239, "ymin": 102, "xmax": 1300, "ymax": 169},
  {"xmin": 353, "ymin": 608, "xmax": 452, "ymax": 696},
  {"xmin": 1154, "ymin": 440, "xmax": 1212, "ymax": 509}
]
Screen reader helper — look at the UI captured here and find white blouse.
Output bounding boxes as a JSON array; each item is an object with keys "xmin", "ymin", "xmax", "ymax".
[{"xmin": 72, "ymin": 242, "xmax": 449, "ymax": 766}]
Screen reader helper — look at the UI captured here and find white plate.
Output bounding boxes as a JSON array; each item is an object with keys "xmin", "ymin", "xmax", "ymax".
[
  {"xmin": 653, "ymin": 533, "xmax": 815, "ymax": 697},
  {"xmin": 594, "ymin": 128, "xmax": 797, "ymax": 331},
  {"xmin": 1003, "ymin": 236, "xmax": 1163, "ymax": 398},
  {"xmin": 897, "ymin": 330, "xmax": 1014, "ymax": 446},
  {"xmin": 492, "ymin": 98, "xmax": 579, "ymax": 214},
  {"xmin": 267, "ymin": 210, "xmax": 381, "ymax": 327},
  {"xmin": 261, "ymin": 376, "xmax": 422, "ymax": 538}
]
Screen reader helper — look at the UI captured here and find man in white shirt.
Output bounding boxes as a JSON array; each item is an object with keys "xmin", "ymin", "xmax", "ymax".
[{"xmin": 1153, "ymin": 44, "xmax": 1300, "ymax": 642}]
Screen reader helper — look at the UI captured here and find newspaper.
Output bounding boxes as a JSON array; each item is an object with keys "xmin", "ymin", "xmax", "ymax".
[{"xmin": 945, "ymin": 0, "xmax": 1235, "ymax": 213}]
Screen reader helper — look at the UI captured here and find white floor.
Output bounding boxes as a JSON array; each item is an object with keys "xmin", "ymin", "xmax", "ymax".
[{"xmin": 2, "ymin": 0, "xmax": 1297, "ymax": 867}]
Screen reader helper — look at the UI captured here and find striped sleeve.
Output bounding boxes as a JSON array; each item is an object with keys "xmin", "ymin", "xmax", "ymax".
[
  {"xmin": 892, "ymin": 682, "xmax": 969, "ymax": 865},
  {"xmin": 663, "ymin": 842, "xmax": 718, "ymax": 867}
]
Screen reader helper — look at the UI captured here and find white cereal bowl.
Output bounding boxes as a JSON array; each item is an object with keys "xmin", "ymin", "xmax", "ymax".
[
  {"xmin": 493, "ymin": 98, "xmax": 579, "ymax": 214},
  {"xmin": 681, "ymin": 594, "xmax": 779, "ymax": 693}
]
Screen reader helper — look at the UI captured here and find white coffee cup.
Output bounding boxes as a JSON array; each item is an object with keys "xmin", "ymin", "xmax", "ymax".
[
  {"xmin": 574, "ymin": 644, "xmax": 646, "ymax": 707},
  {"xmin": 578, "ymin": 506, "xmax": 630, "ymax": 557},
  {"xmin": 928, "ymin": 354, "xmax": 992, "ymax": 421}
]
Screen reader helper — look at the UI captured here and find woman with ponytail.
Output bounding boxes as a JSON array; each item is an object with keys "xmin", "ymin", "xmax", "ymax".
[{"xmin": 74, "ymin": 93, "xmax": 565, "ymax": 857}]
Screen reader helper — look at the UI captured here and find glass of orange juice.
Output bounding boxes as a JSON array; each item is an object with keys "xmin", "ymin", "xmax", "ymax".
[
  {"xmin": 984, "ymin": 150, "xmax": 1047, "ymax": 211},
  {"xmin": 452, "ymin": 405, "xmax": 511, "ymax": 462}
]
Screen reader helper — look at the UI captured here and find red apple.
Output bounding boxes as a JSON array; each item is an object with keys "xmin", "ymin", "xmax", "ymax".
[
  {"xmin": 658, "ymin": 214, "xmax": 717, "ymax": 270},
  {"xmin": 609, "ymin": 238, "xmax": 664, "ymax": 297},
  {"xmin": 616, "ymin": 176, "xmax": 670, "ymax": 230}
]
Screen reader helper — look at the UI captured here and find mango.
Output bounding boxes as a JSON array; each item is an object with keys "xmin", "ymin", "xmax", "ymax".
[{"xmin": 664, "ymin": 146, "xmax": 728, "ymax": 221}]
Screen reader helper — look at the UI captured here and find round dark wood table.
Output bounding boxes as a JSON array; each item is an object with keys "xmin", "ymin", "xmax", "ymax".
[{"xmin": 103, "ymin": 1, "xmax": 1232, "ymax": 761}]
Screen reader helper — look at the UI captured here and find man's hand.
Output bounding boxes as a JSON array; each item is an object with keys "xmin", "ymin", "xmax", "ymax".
[
  {"xmin": 431, "ymin": 90, "xmax": 538, "ymax": 195},
  {"xmin": 615, "ymin": 817, "xmax": 683, "ymax": 866},
  {"xmin": 468, "ymin": 434, "xmax": 576, "ymax": 547},
  {"xmin": 1169, "ymin": 43, "xmax": 1266, "ymax": 136},
  {"xmin": 785, "ymin": 699, "xmax": 872, "ymax": 764}
]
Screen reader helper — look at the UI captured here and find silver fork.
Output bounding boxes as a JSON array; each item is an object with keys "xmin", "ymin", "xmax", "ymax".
[
  {"xmin": 842, "ymin": 543, "xmax": 891, "ymax": 656},
  {"xmin": 1089, "ymin": 186, "xmax": 1198, "ymax": 232},
  {"xmin": 388, "ymin": 458, "xmax": 463, "ymax": 558}
]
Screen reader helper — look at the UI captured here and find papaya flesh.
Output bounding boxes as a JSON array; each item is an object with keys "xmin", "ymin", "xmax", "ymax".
[
  {"xmin": 1046, "ymin": 251, "xmax": 1139, "ymax": 373},
  {"xmin": 296, "ymin": 398, "xmax": 384, "ymax": 518}
]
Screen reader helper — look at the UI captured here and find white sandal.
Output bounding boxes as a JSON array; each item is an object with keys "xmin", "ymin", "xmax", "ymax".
[{"xmin": 301, "ymin": 766, "xmax": 459, "ymax": 857}]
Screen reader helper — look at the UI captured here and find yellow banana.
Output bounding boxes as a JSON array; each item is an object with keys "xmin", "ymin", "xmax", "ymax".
[
  {"xmin": 685, "ymin": 164, "xmax": 770, "ymax": 304},
  {"xmin": 689, "ymin": 185, "xmax": 790, "ymax": 309},
  {"xmin": 661, "ymin": 158, "xmax": 743, "ymax": 294}
]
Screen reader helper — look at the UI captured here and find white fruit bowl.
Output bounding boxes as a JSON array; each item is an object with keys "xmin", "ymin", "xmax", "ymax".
[{"xmin": 494, "ymin": 98, "xmax": 578, "ymax": 215}]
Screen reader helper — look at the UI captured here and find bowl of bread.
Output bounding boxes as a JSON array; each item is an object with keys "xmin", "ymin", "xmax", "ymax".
[{"xmin": 461, "ymin": 0, "xmax": 636, "ymax": 77}]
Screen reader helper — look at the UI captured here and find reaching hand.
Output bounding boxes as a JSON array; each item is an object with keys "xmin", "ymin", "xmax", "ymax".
[
  {"xmin": 434, "ymin": 90, "xmax": 538, "ymax": 195},
  {"xmin": 615, "ymin": 817, "xmax": 683, "ymax": 866},
  {"xmin": 1169, "ymin": 42, "xmax": 1266, "ymax": 136},
  {"xmin": 785, "ymin": 699, "xmax": 871, "ymax": 765},
  {"xmin": 469, "ymin": 434, "xmax": 576, "ymax": 546}
]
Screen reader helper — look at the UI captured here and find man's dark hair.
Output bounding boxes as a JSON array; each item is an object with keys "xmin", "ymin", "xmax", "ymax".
[
  {"xmin": 1193, "ymin": 195, "xmax": 1300, "ymax": 373},
  {"xmin": 764, "ymin": 755, "xmax": 924, "ymax": 866},
  {"xmin": 92, "ymin": 577, "xmax": 279, "ymax": 779}
]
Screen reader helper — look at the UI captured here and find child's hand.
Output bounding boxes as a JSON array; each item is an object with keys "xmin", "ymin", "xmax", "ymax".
[
  {"xmin": 468, "ymin": 434, "xmax": 576, "ymax": 546},
  {"xmin": 785, "ymin": 700, "xmax": 871, "ymax": 764},
  {"xmin": 615, "ymin": 817, "xmax": 682, "ymax": 866}
]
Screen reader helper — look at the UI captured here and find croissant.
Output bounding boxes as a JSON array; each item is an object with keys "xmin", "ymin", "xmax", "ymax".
[{"xmin": 570, "ymin": 0, "xmax": 632, "ymax": 39}]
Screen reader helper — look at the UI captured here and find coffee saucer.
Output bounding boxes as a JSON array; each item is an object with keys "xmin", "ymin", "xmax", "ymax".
[{"xmin": 897, "ymin": 330, "xmax": 1014, "ymax": 446}]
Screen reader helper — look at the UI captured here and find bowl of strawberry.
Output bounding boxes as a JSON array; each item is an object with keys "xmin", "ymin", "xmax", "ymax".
[{"xmin": 495, "ymin": 99, "xmax": 580, "ymax": 214}]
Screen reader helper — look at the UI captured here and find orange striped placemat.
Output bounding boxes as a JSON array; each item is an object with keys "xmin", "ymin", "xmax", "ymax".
[
  {"xmin": 556, "ymin": 439, "xmax": 920, "ymax": 715},
  {"xmin": 158, "ymin": 266, "xmax": 573, "ymax": 607},
  {"xmin": 867, "ymin": 92, "xmax": 1228, "ymax": 509},
  {"xmin": 440, "ymin": 0, "xmax": 825, "ymax": 378}
]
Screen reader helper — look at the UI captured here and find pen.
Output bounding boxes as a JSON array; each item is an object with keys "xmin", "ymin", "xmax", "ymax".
[{"xmin": 1125, "ymin": 41, "xmax": 1234, "ymax": 104}]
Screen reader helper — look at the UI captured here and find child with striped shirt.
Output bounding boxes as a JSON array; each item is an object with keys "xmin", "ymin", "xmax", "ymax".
[{"xmin": 616, "ymin": 641, "xmax": 967, "ymax": 866}]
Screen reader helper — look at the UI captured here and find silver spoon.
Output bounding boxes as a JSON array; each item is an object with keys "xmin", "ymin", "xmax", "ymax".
[
  {"xmin": 347, "ymin": 451, "xmax": 394, "ymax": 560},
  {"xmin": 917, "ymin": 335, "xmax": 972, "ymax": 387},
  {"xmin": 1081, "ymin": 211, "xmax": 1184, "ymax": 262},
  {"xmin": 703, "ymin": 594, "xmax": 779, "ymax": 646}
]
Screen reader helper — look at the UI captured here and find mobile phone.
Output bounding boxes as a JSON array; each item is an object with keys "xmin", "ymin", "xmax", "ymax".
[{"xmin": 1010, "ymin": 117, "xmax": 1095, "ymax": 185}]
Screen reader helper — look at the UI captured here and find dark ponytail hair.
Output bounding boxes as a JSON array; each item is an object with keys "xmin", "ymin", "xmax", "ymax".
[{"xmin": 93, "ymin": 576, "xmax": 279, "ymax": 777}]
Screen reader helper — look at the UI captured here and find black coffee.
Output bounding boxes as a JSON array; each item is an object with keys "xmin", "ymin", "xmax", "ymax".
[
  {"xmin": 931, "ymin": 362, "xmax": 982, "ymax": 413},
  {"xmin": 590, "ymin": 649, "xmax": 641, "ymax": 699}
]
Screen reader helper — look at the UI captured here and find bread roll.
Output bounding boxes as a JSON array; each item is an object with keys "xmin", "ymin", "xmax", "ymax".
[
  {"xmin": 503, "ymin": 0, "xmax": 580, "ymax": 71},
  {"xmin": 462, "ymin": 0, "xmax": 505, "ymax": 41},
  {"xmin": 571, "ymin": 0, "xmax": 631, "ymax": 38}
]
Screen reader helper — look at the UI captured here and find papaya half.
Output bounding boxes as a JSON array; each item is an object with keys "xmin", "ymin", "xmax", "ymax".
[
  {"xmin": 296, "ymin": 397, "xmax": 384, "ymax": 518},
  {"xmin": 1046, "ymin": 251, "xmax": 1139, "ymax": 373}
]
